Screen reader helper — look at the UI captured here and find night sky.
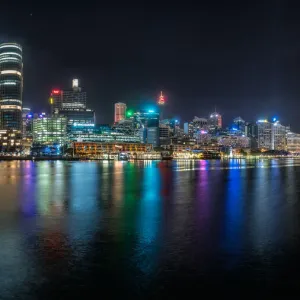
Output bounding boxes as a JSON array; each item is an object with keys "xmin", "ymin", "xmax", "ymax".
[{"xmin": 1, "ymin": 1, "xmax": 300, "ymax": 130}]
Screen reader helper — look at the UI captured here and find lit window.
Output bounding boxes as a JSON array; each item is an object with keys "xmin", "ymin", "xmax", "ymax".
[
  {"xmin": 0, "ymin": 52, "xmax": 22, "ymax": 58},
  {"xmin": 0, "ymin": 70, "xmax": 22, "ymax": 76},
  {"xmin": 0, "ymin": 45, "xmax": 22, "ymax": 51}
]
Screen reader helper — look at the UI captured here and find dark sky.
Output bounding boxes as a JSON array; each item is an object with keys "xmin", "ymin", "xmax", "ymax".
[{"xmin": 1, "ymin": 0, "xmax": 300, "ymax": 130}]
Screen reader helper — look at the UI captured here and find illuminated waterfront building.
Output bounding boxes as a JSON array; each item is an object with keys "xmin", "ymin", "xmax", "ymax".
[
  {"xmin": 286, "ymin": 132, "xmax": 300, "ymax": 153},
  {"xmin": 257, "ymin": 120, "xmax": 272, "ymax": 149},
  {"xmin": 217, "ymin": 135, "xmax": 250, "ymax": 148},
  {"xmin": 58, "ymin": 108, "xmax": 95, "ymax": 129},
  {"xmin": 114, "ymin": 102, "xmax": 127, "ymax": 123},
  {"xmin": 256, "ymin": 119, "xmax": 287, "ymax": 150},
  {"xmin": 272, "ymin": 121, "xmax": 287, "ymax": 150},
  {"xmin": 0, "ymin": 43, "xmax": 23, "ymax": 130},
  {"xmin": 74, "ymin": 142, "xmax": 152, "ymax": 156},
  {"xmin": 0, "ymin": 129, "xmax": 22, "ymax": 152},
  {"xmin": 32, "ymin": 115, "xmax": 67, "ymax": 144}
]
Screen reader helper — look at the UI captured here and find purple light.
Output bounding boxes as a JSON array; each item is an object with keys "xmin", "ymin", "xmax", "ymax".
[{"xmin": 200, "ymin": 130, "xmax": 207, "ymax": 134}]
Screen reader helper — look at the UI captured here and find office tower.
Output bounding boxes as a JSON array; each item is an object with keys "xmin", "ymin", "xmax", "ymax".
[
  {"xmin": 272, "ymin": 121, "xmax": 287, "ymax": 150},
  {"xmin": 233, "ymin": 116, "xmax": 245, "ymax": 133},
  {"xmin": 49, "ymin": 79, "xmax": 87, "ymax": 113},
  {"xmin": 61, "ymin": 79, "xmax": 86, "ymax": 109},
  {"xmin": 114, "ymin": 102, "xmax": 127, "ymax": 123},
  {"xmin": 256, "ymin": 119, "xmax": 287, "ymax": 150},
  {"xmin": 286, "ymin": 132, "xmax": 300, "ymax": 153},
  {"xmin": 245, "ymin": 122, "xmax": 258, "ymax": 149},
  {"xmin": 22, "ymin": 107, "xmax": 33, "ymax": 138},
  {"xmin": 257, "ymin": 120, "xmax": 272, "ymax": 149},
  {"xmin": 134, "ymin": 109, "xmax": 160, "ymax": 146},
  {"xmin": 33, "ymin": 115, "xmax": 67, "ymax": 144},
  {"xmin": 49, "ymin": 89, "xmax": 63, "ymax": 114},
  {"xmin": 0, "ymin": 43, "xmax": 23, "ymax": 130},
  {"xmin": 209, "ymin": 111, "xmax": 222, "ymax": 131}
]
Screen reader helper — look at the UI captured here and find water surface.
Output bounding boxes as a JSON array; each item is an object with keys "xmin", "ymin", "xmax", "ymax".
[{"xmin": 1, "ymin": 159, "xmax": 300, "ymax": 298}]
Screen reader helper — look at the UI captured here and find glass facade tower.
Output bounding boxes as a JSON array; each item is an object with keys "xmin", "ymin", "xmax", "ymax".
[{"xmin": 0, "ymin": 43, "xmax": 23, "ymax": 130}]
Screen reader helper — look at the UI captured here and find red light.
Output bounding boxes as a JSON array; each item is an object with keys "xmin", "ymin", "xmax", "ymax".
[
  {"xmin": 158, "ymin": 91, "xmax": 165, "ymax": 105},
  {"xmin": 52, "ymin": 90, "xmax": 60, "ymax": 94}
]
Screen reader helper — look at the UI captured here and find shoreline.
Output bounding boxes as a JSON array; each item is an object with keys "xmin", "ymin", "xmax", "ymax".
[{"xmin": 0, "ymin": 156, "xmax": 299, "ymax": 161}]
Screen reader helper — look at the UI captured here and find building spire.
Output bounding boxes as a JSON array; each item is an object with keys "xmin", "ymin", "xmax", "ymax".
[{"xmin": 158, "ymin": 91, "xmax": 165, "ymax": 105}]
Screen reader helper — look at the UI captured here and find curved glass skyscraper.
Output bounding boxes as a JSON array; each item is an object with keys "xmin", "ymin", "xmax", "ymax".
[{"xmin": 0, "ymin": 43, "xmax": 23, "ymax": 130}]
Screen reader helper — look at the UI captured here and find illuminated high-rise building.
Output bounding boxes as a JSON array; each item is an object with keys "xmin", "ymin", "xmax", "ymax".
[
  {"xmin": 209, "ymin": 111, "xmax": 222, "ymax": 131},
  {"xmin": 0, "ymin": 43, "xmax": 23, "ymax": 130},
  {"xmin": 257, "ymin": 120, "xmax": 272, "ymax": 149},
  {"xmin": 157, "ymin": 91, "xmax": 165, "ymax": 120},
  {"xmin": 33, "ymin": 115, "xmax": 67, "ymax": 144},
  {"xmin": 157, "ymin": 91, "xmax": 165, "ymax": 105},
  {"xmin": 49, "ymin": 79, "xmax": 87, "ymax": 114},
  {"xmin": 22, "ymin": 107, "xmax": 33, "ymax": 139},
  {"xmin": 256, "ymin": 119, "xmax": 287, "ymax": 150},
  {"xmin": 114, "ymin": 102, "xmax": 127, "ymax": 123}
]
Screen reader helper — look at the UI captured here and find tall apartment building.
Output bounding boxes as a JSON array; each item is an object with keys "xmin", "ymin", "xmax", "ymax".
[{"xmin": 0, "ymin": 43, "xmax": 23, "ymax": 131}]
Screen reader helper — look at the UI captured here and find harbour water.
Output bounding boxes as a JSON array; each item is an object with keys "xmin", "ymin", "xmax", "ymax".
[{"xmin": 1, "ymin": 159, "xmax": 300, "ymax": 298}]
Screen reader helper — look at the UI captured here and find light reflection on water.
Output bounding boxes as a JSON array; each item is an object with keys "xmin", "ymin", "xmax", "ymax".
[{"xmin": 0, "ymin": 159, "xmax": 300, "ymax": 298}]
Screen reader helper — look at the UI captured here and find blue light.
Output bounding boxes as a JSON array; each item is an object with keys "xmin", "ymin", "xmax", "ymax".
[
  {"xmin": 232, "ymin": 127, "xmax": 238, "ymax": 131},
  {"xmin": 148, "ymin": 110, "xmax": 154, "ymax": 113},
  {"xmin": 273, "ymin": 117, "xmax": 277, "ymax": 122}
]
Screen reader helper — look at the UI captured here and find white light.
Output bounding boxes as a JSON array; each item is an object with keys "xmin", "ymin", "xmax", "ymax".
[
  {"xmin": 0, "ymin": 70, "xmax": 22, "ymax": 76},
  {"xmin": 0, "ymin": 52, "xmax": 22, "ymax": 58},
  {"xmin": 0, "ymin": 99, "xmax": 22, "ymax": 104},
  {"xmin": 0, "ymin": 105, "xmax": 22, "ymax": 110},
  {"xmin": 0, "ymin": 81, "xmax": 17, "ymax": 85},
  {"xmin": 0, "ymin": 45, "xmax": 22, "ymax": 51},
  {"xmin": 72, "ymin": 79, "xmax": 79, "ymax": 88},
  {"xmin": 0, "ymin": 57, "xmax": 20, "ymax": 62}
]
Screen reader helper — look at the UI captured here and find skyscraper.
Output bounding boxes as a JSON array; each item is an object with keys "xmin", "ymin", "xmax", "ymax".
[
  {"xmin": 157, "ymin": 91, "xmax": 165, "ymax": 120},
  {"xmin": 257, "ymin": 120, "xmax": 272, "ymax": 149},
  {"xmin": 49, "ymin": 79, "xmax": 87, "ymax": 114},
  {"xmin": 0, "ymin": 43, "xmax": 23, "ymax": 130},
  {"xmin": 114, "ymin": 102, "xmax": 127, "ymax": 123},
  {"xmin": 209, "ymin": 111, "xmax": 222, "ymax": 131}
]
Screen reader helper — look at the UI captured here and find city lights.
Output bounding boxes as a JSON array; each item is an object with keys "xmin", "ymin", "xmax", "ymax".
[{"xmin": 126, "ymin": 110, "xmax": 133, "ymax": 117}]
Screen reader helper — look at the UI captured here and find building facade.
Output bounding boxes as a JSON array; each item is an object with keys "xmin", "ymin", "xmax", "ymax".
[
  {"xmin": 114, "ymin": 102, "xmax": 127, "ymax": 123},
  {"xmin": 272, "ymin": 122, "xmax": 287, "ymax": 151},
  {"xmin": 257, "ymin": 120, "xmax": 273, "ymax": 149},
  {"xmin": 209, "ymin": 112, "xmax": 222, "ymax": 131},
  {"xmin": 50, "ymin": 79, "xmax": 87, "ymax": 113},
  {"xmin": 287, "ymin": 132, "xmax": 300, "ymax": 153},
  {"xmin": 0, "ymin": 129, "xmax": 22, "ymax": 152},
  {"xmin": 257, "ymin": 120, "xmax": 287, "ymax": 150},
  {"xmin": 33, "ymin": 116, "xmax": 67, "ymax": 144},
  {"xmin": 0, "ymin": 43, "xmax": 23, "ymax": 131}
]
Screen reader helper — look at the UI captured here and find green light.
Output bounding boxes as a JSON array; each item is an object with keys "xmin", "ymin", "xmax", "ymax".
[{"xmin": 126, "ymin": 110, "xmax": 133, "ymax": 117}]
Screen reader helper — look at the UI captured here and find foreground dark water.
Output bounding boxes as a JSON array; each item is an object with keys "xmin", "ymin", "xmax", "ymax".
[{"xmin": 1, "ymin": 159, "xmax": 300, "ymax": 298}]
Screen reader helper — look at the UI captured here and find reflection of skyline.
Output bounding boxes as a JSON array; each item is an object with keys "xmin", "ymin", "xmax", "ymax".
[
  {"xmin": 222, "ymin": 160, "xmax": 245, "ymax": 262},
  {"xmin": 2, "ymin": 160, "xmax": 300, "ymax": 297}
]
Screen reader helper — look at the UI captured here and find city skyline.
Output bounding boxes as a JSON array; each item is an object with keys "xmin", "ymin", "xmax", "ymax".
[{"xmin": 1, "ymin": 1, "xmax": 300, "ymax": 130}]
